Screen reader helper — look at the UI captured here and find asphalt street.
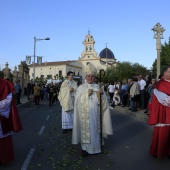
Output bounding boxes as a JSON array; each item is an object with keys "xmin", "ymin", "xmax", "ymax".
[{"xmin": 0, "ymin": 99, "xmax": 170, "ymax": 170}]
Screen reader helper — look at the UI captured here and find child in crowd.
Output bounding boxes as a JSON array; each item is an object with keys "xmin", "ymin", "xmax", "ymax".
[{"xmin": 110, "ymin": 87, "xmax": 120, "ymax": 108}]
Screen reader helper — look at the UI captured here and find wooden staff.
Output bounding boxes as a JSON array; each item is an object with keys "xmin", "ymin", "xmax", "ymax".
[{"xmin": 99, "ymin": 69, "xmax": 105, "ymax": 148}]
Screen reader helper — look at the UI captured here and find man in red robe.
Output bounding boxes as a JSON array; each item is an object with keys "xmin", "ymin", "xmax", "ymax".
[
  {"xmin": 148, "ymin": 66, "xmax": 170, "ymax": 158},
  {"xmin": 0, "ymin": 78, "xmax": 23, "ymax": 164}
]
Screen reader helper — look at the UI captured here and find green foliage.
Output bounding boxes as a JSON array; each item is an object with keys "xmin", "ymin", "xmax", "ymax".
[
  {"xmin": 0, "ymin": 71, "xmax": 4, "ymax": 78},
  {"xmin": 97, "ymin": 61, "xmax": 150, "ymax": 83},
  {"xmin": 152, "ymin": 37, "xmax": 170, "ymax": 76}
]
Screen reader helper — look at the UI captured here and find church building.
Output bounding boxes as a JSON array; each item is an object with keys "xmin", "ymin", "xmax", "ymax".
[{"xmin": 78, "ymin": 33, "xmax": 117, "ymax": 80}]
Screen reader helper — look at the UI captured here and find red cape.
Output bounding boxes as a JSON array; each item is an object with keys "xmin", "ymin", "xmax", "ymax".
[
  {"xmin": 148, "ymin": 78, "xmax": 170, "ymax": 125},
  {"xmin": 0, "ymin": 78, "xmax": 23, "ymax": 134}
]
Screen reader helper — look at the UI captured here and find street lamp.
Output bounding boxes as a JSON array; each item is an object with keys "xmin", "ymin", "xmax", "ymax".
[
  {"xmin": 33, "ymin": 36, "xmax": 50, "ymax": 83},
  {"xmin": 151, "ymin": 23, "xmax": 165, "ymax": 79}
]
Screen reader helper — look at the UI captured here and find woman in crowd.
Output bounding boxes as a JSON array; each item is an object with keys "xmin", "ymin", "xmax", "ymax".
[{"xmin": 130, "ymin": 77, "xmax": 140, "ymax": 112}]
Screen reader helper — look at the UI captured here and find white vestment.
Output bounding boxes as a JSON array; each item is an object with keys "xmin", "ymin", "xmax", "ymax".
[
  {"xmin": 58, "ymin": 80, "xmax": 77, "ymax": 129},
  {"xmin": 0, "ymin": 93, "xmax": 13, "ymax": 138},
  {"xmin": 72, "ymin": 83, "xmax": 113, "ymax": 154}
]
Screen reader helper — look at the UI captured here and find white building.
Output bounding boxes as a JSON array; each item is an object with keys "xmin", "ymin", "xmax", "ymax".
[{"xmin": 28, "ymin": 60, "xmax": 82, "ymax": 79}]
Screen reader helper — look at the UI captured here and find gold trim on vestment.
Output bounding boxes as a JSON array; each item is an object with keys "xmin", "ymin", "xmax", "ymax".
[
  {"xmin": 81, "ymin": 90, "xmax": 90, "ymax": 143},
  {"xmin": 80, "ymin": 90, "xmax": 108, "ymax": 143}
]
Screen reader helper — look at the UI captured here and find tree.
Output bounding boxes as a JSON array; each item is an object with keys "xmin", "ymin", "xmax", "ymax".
[
  {"xmin": 97, "ymin": 61, "xmax": 150, "ymax": 83},
  {"xmin": 152, "ymin": 37, "xmax": 170, "ymax": 76},
  {"xmin": 0, "ymin": 71, "xmax": 4, "ymax": 78}
]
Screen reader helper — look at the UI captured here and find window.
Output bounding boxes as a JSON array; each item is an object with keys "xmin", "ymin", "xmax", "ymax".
[
  {"xmin": 88, "ymin": 56, "xmax": 90, "ymax": 58},
  {"xmin": 90, "ymin": 46, "xmax": 92, "ymax": 51},
  {"xmin": 59, "ymin": 70, "xmax": 62, "ymax": 76},
  {"xmin": 87, "ymin": 62, "xmax": 90, "ymax": 65},
  {"xmin": 86, "ymin": 46, "xmax": 88, "ymax": 51}
]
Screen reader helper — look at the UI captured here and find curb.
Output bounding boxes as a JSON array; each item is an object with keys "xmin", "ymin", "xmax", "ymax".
[{"xmin": 17, "ymin": 99, "xmax": 33, "ymax": 108}]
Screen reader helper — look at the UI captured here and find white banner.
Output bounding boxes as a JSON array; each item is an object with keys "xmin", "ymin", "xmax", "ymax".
[
  {"xmin": 37, "ymin": 56, "xmax": 42, "ymax": 65},
  {"xmin": 26, "ymin": 56, "xmax": 31, "ymax": 64}
]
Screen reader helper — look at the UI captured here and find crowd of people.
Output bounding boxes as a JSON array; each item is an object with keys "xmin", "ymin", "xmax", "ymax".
[
  {"xmin": 106, "ymin": 75, "xmax": 156, "ymax": 114},
  {"xmin": 24, "ymin": 81, "xmax": 62, "ymax": 108},
  {"xmin": 1, "ymin": 64, "xmax": 170, "ymax": 165}
]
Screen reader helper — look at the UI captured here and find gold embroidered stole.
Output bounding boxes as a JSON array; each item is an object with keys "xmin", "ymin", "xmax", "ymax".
[{"xmin": 80, "ymin": 90, "xmax": 108, "ymax": 143}]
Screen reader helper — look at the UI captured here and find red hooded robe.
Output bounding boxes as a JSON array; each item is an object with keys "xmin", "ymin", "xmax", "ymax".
[
  {"xmin": 148, "ymin": 78, "xmax": 170, "ymax": 125},
  {"xmin": 0, "ymin": 78, "xmax": 23, "ymax": 164}
]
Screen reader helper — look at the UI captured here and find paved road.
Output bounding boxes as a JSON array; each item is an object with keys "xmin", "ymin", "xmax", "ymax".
[{"xmin": 1, "ymin": 99, "xmax": 170, "ymax": 170}]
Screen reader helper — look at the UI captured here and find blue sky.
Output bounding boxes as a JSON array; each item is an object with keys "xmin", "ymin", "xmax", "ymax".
[{"xmin": 0, "ymin": 0, "xmax": 170, "ymax": 71}]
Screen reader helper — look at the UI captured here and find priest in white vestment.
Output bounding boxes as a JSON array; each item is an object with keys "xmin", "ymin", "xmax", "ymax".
[
  {"xmin": 58, "ymin": 71, "xmax": 78, "ymax": 134},
  {"xmin": 72, "ymin": 63, "xmax": 113, "ymax": 156}
]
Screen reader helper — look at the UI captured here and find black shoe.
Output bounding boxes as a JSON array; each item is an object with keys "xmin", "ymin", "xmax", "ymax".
[
  {"xmin": 81, "ymin": 150, "xmax": 89, "ymax": 156},
  {"xmin": 128, "ymin": 108, "xmax": 132, "ymax": 110},
  {"xmin": 132, "ymin": 109, "xmax": 137, "ymax": 112},
  {"xmin": 144, "ymin": 110, "xmax": 148, "ymax": 113},
  {"xmin": 62, "ymin": 129, "xmax": 67, "ymax": 134}
]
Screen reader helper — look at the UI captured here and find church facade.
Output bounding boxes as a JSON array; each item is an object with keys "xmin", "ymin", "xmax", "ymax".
[
  {"xmin": 28, "ymin": 33, "xmax": 117, "ymax": 82},
  {"xmin": 78, "ymin": 33, "xmax": 117, "ymax": 80}
]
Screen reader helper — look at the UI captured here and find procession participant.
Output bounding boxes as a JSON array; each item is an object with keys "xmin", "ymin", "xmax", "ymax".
[
  {"xmin": 72, "ymin": 63, "xmax": 113, "ymax": 156},
  {"xmin": 33, "ymin": 82, "xmax": 41, "ymax": 108},
  {"xmin": 14, "ymin": 80, "xmax": 19, "ymax": 104},
  {"xmin": 27, "ymin": 81, "xmax": 32, "ymax": 100},
  {"xmin": 0, "ymin": 78, "xmax": 23, "ymax": 164},
  {"xmin": 17, "ymin": 80, "xmax": 22, "ymax": 104},
  {"xmin": 148, "ymin": 66, "xmax": 170, "ymax": 158},
  {"xmin": 52, "ymin": 82, "xmax": 58, "ymax": 105},
  {"xmin": 58, "ymin": 71, "xmax": 77, "ymax": 134},
  {"xmin": 48, "ymin": 81, "xmax": 54, "ymax": 106}
]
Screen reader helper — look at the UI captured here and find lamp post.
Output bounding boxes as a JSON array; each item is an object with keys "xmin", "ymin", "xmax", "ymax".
[
  {"xmin": 33, "ymin": 36, "xmax": 50, "ymax": 83},
  {"xmin": 151, "ymin": 23, "xmax": 165, "ymax": 79}
]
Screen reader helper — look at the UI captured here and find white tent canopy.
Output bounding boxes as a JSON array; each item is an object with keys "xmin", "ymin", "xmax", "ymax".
[{"xmin": 46, "ymin": 79, "xmax": 62, "ymax": 84}]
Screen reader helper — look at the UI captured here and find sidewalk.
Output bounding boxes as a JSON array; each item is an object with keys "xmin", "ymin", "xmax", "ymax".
[
  {"xmin": 111, "ymin": 105, "xmax": 149, "ymax": 122},
  {"xmin": 17, "ymin": 95, "xmax": 32, "ymax": 107}
]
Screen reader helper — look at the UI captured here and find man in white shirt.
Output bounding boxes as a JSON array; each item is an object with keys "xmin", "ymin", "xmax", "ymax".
[
  {"xmin": 138, "ymin": 75, "xmax": 146, "ymax": 109},
  {"xmin": 107, "ymin": 82, "xmax": 114, "ymax": 103}
]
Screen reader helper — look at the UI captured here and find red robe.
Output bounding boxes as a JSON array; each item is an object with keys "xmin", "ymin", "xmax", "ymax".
[
  {"xmin": 0, "ymin": 78, "xmax": 23, "ymax": 164},
  {"xmin": 147, "ymin": 78, "xmax": 170, "ymax": 158}
]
